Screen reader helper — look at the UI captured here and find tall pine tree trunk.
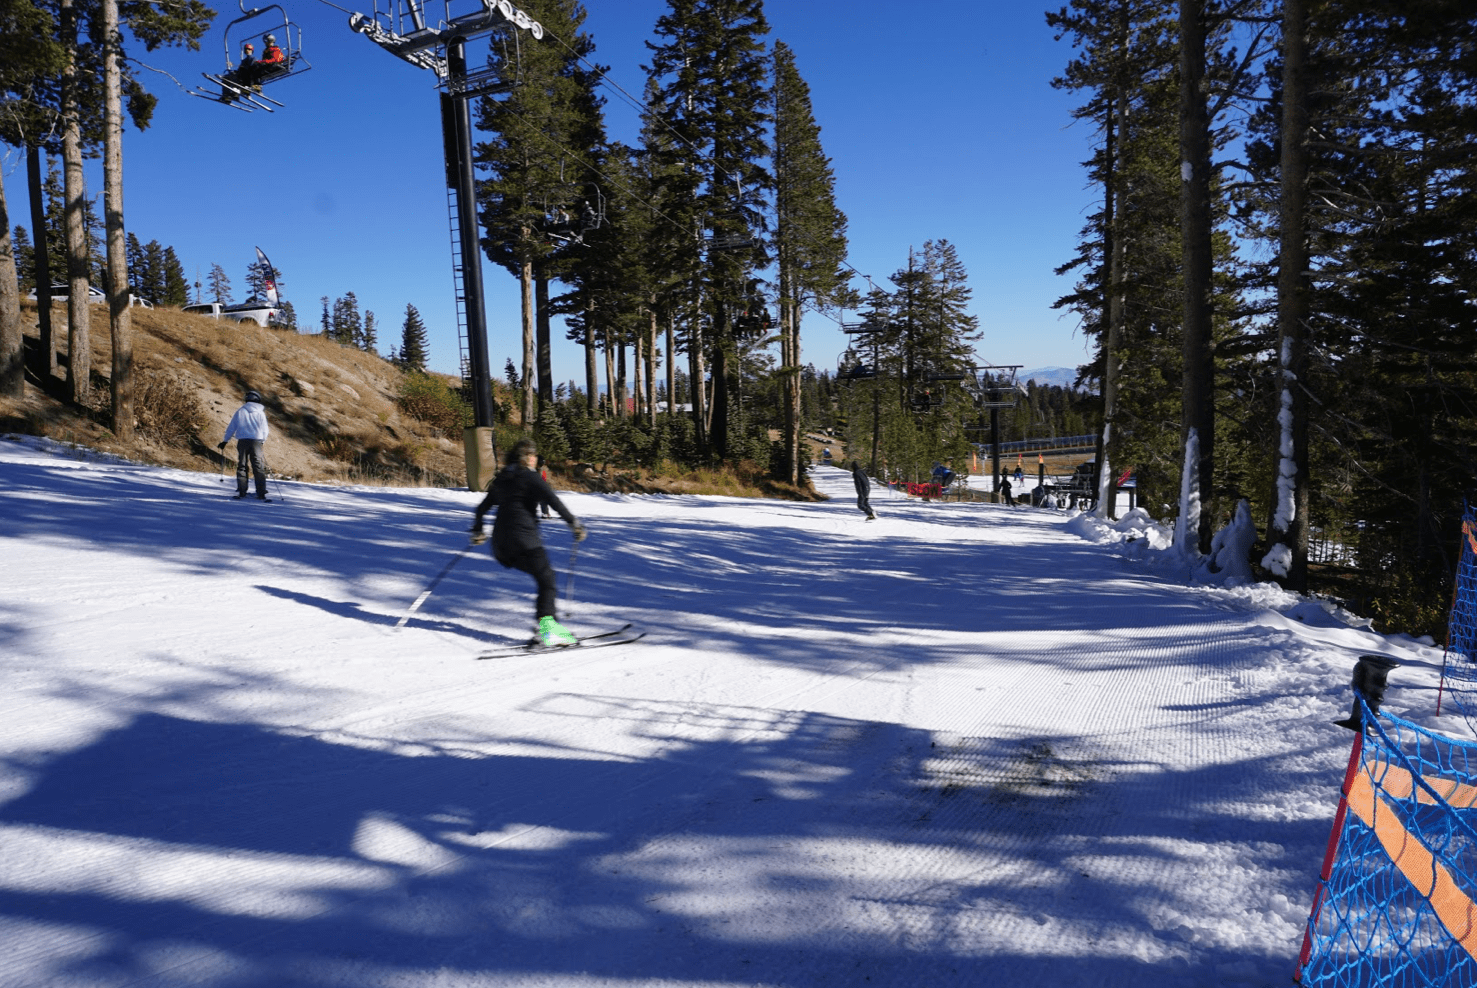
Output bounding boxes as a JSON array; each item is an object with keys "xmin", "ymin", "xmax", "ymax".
[
  {"xmin": 687, "ymin": 303, "xmax": 707, "ymax": 453},
  {"xmin": 602, "ymin": 331, "xmax": 614, "ymax": 419},
  {"xmin": 633, "ymin": 330, "xmax": 645, "ymax": 419},
  {"xmin": 1178, "ymin": 0, "xmax": 1215, "ymax": 552},
  {"xmin": 1096, "ymin": 44, "xmax": 1128, "ymax": 520},
  {"xmin": 1263, "ymin": 0, "xmax": 1311, "ymax": 589},
  {"xmin": 583, "ymin": 300, "xmax": 598, "ymax": 418},
  {"xmin": 779, "ymin": 264, "xmax": 800, "ymax": 485},
  {"xmin": 535, "ymin": 267, "xmax": 553, "ymax": 413},
  {"xmin": 26, "ymin": 148, "xmax": 54, "ymax": 378},
  {"xmin": 61, "ymin": 0, "xmax": 91, "ymax": 405},
  {"xmin": 666, "ymin": 312, "xmax": 675, "ymax": 420},
  {"xmin": 519, "ymin": 257, "xmax": 535, "ymax": 428},
  {"xmin": 617, "ymin": 336, "xmax": 628, "ymax": 418},
  {"xmin": 103, "ymin": 0, "xmax": 134, "ymax": 440}
]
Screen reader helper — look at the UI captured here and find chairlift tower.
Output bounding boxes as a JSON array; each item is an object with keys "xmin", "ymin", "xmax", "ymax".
[
  {"xmin": 964, "ymin": 364, "xmax": 1024, "ymax": 495},
  {"xmin": 347, "ymin": 0, "xmax": 545, "ymax": 486}
]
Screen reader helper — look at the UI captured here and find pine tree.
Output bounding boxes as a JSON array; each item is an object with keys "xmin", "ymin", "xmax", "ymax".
[
  {"xmin": 332, "ymin": 293, "xmax": 361, "ymax": 346},
  {"xmin": 12, "ymin": 226, "xmax": 36, "ymax": 294},
  {"xmin": 207, "ymin": 263, "xmax": 231, "ymax": 304},
  {"xmin": 772, "ymin": 40, "xmax": 850, "ymax": 484},
  {"xmin": 0, "ymin": 0, "xmax": 64, "ymax": 398},
  {"xmin": 160, "ymin": 246, "xmax": 188, "ymax": 306},
  {"xmin": 475, "ymin": 0, "xmax": 607, "ymax": 426},
  {"xmin": 645, "ymin": 0, "xmax": 774, "ymax": 457},
  {"xmin": 399, "ymin": 303, "xmax": 429, "ymax": 372},
  {"xmin": 243, "ymin": 253, "xmax": 283, "ymax": 305},
  {"xmin": 361, "ymin": 309, "xmax": 377, "ymax": 353}
]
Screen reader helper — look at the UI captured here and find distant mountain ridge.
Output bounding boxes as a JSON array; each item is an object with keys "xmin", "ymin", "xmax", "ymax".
[{"xmin": 1019, "ymin": 366, "xmax": 1083, "ymax": 389}]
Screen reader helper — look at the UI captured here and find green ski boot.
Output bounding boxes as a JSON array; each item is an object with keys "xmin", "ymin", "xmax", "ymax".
[{"xmin": 538, "ymin": 615, "xmax": 577, "ymax": 647}]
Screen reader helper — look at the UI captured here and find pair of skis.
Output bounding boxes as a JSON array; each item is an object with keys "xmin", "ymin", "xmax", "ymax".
[{"xmin": 476, "ymin": 623, "xmax": 644, "ymax": 660}]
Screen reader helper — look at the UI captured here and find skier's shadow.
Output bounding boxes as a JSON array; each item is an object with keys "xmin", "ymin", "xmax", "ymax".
[{"xmin": 253, "ymin": 585, "xmax": 494, "ymax": 641}]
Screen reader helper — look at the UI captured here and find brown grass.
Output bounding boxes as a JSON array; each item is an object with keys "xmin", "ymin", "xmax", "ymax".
[
  {"xmin": 2, "ymin": 301, "xmax": 823, "ymax": 501},
  {"xmin": 2, "ymin": 301, "xmax": 467, "ymax": 486}
]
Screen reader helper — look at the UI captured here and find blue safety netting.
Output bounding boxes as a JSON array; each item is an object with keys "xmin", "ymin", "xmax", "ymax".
[
  {"xmin": 1299, "ymin": 698, "xmax": 1477, "ymax": 986},
  {"xmin": 1442, "ymin": 504, "xmax": 1477, "ymax": 736}
]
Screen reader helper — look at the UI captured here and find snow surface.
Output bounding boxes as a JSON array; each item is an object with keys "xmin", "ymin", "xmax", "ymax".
[{"xmin": 0, "ymin": 434, "xmax": 1455, "ymax": 988}]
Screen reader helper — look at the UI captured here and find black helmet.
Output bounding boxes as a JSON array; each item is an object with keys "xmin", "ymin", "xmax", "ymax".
[{"xmin": 245, "ymin": 390, "xmax": 262, "ymax": 403}]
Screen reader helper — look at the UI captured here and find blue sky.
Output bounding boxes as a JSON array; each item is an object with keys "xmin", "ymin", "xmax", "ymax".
[{"xmin": 8, "ymin": 0, "xmax": 1102, "ymax": 388}]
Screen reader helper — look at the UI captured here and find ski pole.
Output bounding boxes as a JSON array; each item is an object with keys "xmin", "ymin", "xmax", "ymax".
[
  {"xmin": 395, "ymin": 545, "xmax": 472, "ymax": 630},
  {"xmin": 261, "ymin": 450, "xmax": 283, "ymax": 503}
]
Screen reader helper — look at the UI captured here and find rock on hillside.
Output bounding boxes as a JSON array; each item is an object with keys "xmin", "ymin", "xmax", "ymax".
[{"xmin": 2, "ymin": 302, "xmax": 471, "ymax": 488}]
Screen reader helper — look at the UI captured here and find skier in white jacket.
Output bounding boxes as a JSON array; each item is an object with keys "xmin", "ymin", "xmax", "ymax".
[{"xmin": 218, "ymin": 390, "xmax": 271, "ymax": 500}]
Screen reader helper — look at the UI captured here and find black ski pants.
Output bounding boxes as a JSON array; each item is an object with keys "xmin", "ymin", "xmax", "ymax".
[
  {"xmin": 496, "ymin": 545, "xmax": 559, "ymax": 620},
  {"xmin": 234, "ymin": 439, "xmax": 267, "ymax": 497}
]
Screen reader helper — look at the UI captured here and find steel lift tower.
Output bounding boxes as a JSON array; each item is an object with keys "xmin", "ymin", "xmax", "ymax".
[{"xmin": 347, "ymin": 0, "xmax": 544, "ymax": 488}]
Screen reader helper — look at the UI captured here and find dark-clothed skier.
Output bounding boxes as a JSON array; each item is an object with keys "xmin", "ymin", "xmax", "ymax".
[
  {"xmin": 471, "ymin": 439, "xmax": 587, "ymax": 646},
  {"xmin": 852, "ymin": 460, "xmax": 877, "ymax": 520},
  {"xmin": 218, "ymin": 390, "xmax": 269, "ymax": 500}
]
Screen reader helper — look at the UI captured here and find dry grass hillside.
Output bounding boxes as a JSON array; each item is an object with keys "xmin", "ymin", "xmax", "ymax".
[
  {"xmin": 2, "ymin": 302, "xmax": 825, "ymax": 501},
  {"xmin": 2, "ymin": 301, "xmax": 470, "ymax": 487}
]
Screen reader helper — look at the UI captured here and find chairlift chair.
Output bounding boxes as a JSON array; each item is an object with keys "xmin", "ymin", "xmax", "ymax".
[
  {"xmin": 191, "ymin": 3, "xmax": 310, "ymax": 112},
  {"xmin": 541, "ymin": 187, "xmax": 605, "ymax": 246}
]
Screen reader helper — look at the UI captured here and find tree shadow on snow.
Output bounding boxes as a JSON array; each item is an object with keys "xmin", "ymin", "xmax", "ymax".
[{"xmin": 0, "ymin": 702, "xmax": 1314, "ymax": 987}]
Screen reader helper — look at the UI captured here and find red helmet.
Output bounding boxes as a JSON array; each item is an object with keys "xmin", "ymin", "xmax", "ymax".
[{"xmin": 244, "ymin": 42, "xmax": 254, "ymax": 50}]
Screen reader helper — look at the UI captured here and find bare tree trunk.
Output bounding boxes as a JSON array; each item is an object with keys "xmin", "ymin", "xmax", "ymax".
[
  {"xmin": 779, "ymin": 267, "xmax": 801, "ymax": 485},
  {"xmin": 665, "ymin": 312, "xmax": 675, "ymax": 421},
  {"xmin": 616, "ymin": 335, "xmax": 628, "ymax": 419},
  {"xmin": 519, "ymin": 257, "xmax": 535, "ymax": 428},
  {"xmin": 26, "ymin": 148, "xmax": 55, "ymax": 378},
  {"xmin": 688, "ymin": 304, "xmax": 707, "ymax": 453},
  {"xmin": 535, "ymin": 267, "xmax": 552, "ymax": 411},
  {"xmin": 602, "ymin": 331, "xmax": 615, "ymax": 420},
  {"xmin": 633, "ymin": 329, "xmax": 644, "ymax": 420},
  {"xmin": 647, "ymin": 308, "xmax": 658, "ymax": 427},
  {"xmin": 1096, "ymin": 30, "xmax": 1128, "ymax": 520},
  {"xmin": 1178, "ymin": 0, "xmax": 1215, "ymax": 553},
  {"xmin": 1263, "ymin": 0, "xmax": 1311, "ymax": 589},
  {"xmin": 0, "ymin": 170, "xmax": 20, "ymax": 399},
  {"xmin": 583, "ymin": 302, "xmax": 598, "ymax": 418},
  {"xmin": 103, "ymin": 0, "xmax": 133, "ymax": 440},
  {"xmin": 61, "ymin": 0, "xmax": 91, "ymax": 405}
]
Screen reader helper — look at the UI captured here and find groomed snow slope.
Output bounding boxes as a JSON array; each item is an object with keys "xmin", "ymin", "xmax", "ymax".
[{"xmin": 0, "ymin": 436, "xmax": 1450, "ymax": 988}]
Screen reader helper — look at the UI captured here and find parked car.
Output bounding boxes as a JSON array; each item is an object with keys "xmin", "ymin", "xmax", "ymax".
[
  {"xmin": 182, "ymin": 300, "xmax": 283, "ymax": 327},
  {"xmin": 27, "ymin": 284, "xmax": 153, "ymax": 308}
]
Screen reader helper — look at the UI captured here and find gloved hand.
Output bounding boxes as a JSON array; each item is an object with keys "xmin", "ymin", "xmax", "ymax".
[
  {"xmin": 217, "ymin": 441, "xmax": 227, "ymax": 450},
  {"xmin": 571, "ymin": 521, "xmax": 587, "ymax": 543},
  {"xmin": 469, "ymin": 525, "xmax": 488, "ymax": 546}
]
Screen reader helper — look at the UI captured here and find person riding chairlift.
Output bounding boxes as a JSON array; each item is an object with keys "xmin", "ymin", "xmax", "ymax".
[
  {"xmin": 257, "ymin": 34, "xmax": 286, "ymax": 77},
  {"xmin": 221, "ymin": 41, "xmax": 257, "ymax": 101}
]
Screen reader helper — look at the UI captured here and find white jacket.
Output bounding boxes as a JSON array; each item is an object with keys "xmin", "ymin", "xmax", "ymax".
[{"xmin": 223, "ymin": 401, "xmax": 270, "ymax": 442}]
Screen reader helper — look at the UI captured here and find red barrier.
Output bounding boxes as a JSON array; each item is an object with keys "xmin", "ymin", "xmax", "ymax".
[{"xmin": 906, "ymin": 483, "xmax": 943, "ymax": 499}]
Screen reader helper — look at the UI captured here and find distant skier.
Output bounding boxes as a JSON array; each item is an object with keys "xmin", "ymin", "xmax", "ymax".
[
  {"xmin": 999, "ymin": 472, "xmax": 1014, "ymax": 507},
  {"xmin": 218, "ymin": 389, "xmax": 269, "ymax": 500},
  {"xmin": 852, "ymin": 460, "xmax": 877, "ymax": 520},
  {"xmin": 470, "ymin": 438, "xmax": 587, "ymax": 647}
]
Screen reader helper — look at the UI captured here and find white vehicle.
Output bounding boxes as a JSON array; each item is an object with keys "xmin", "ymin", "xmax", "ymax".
[
  {"xmin": 27, "ymin": 284, "xmax": 153, "ymax": 308},
  {"xmin": 183, "ymin": 300, "xmax": 283, "ymax": 327}
]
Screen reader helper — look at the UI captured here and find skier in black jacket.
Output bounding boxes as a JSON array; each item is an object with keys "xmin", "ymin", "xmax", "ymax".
[
  {"xmin": 470, "ymin": 438, "xmax": 587, "ymax": 646},
  {"xmin": 852, "ymin": 460, "xmax": 877, "ymax": 520}
]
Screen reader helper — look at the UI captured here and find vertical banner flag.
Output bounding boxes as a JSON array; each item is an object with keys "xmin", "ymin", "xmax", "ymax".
[{"xmin": 255, "ymin": 246, "xmax": 279, "ymax": 307}]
